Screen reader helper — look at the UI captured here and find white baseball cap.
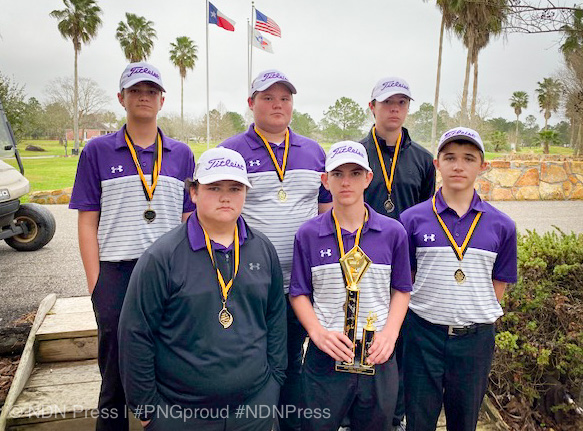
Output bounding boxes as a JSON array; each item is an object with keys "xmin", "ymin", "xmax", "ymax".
[
  {"xmin": 194, "ymin": 147, "xmax": 252, "ymax": 188},
  {"xmin": 437, "ymin": 127, "xmax": 485, "ymax": 154},
  {"xmin": 325, "ymin": 141, "xmax": 371, "ymax": 172},
  {"xmin": 370, "ymin": 76, "xmax": 413, "ymax": 102},
  {"xmin": 249, "ymin": 69, "xmax": 297, "ymax": 97},
  {"xmin": 119, "ymin": 62, "xmax": 165, "ymax": 92}
]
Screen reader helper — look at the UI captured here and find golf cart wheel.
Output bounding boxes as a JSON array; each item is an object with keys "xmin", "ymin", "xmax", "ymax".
[{"xmin": 5, "ymin": 203, "xmax": 56, "ymax": 251}]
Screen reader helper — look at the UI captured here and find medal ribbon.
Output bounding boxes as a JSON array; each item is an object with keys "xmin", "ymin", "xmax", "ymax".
[
  {"xmin": 371, "ymin": 126, "xmax": 402, "ymax": 198},
  {"xmin": 124, "ymin": 128, "xmax": 162, "ymax": 202},
  {"xmin": 331, "ymin": 208, "xmax": 369, "ymax": 259},
  {"xmin": 254, "ymin": 126, "xmax": 290, "ymax": 183},
  {"xmin": 203, "ymin": 225, "xmax": 240, "ymax": 301},
  {"xmin": 431, "ymin": 194, "xmax": 482, "ymax": 261}
]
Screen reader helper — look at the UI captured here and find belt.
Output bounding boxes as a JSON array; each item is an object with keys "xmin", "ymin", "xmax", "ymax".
[{"xmin": 410, "ymin": 311, "xmax": 494, "ymax": 337}]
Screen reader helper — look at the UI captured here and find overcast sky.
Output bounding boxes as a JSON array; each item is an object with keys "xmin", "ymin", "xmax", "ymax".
[{"xmin": 0, "ymin": 0, "xmax": 567, "ymax": 127}]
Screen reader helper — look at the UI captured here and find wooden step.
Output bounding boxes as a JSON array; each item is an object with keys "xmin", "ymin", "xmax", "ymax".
[
  {"xmin": 6, "ymin": 360, "xmax": 141, "ymax": 430},
  {"xmin": 35, "ymin": 297, "xmax": 97, "ymax": 363}
]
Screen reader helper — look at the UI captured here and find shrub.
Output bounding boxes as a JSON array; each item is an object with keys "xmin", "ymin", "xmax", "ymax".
[{"xmin": 490, "ymin": 229, "xmax": 583, "ymax": 430}]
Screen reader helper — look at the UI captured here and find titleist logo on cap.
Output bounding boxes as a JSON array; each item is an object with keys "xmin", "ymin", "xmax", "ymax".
[
  {"xmin": 127, "ymin": 66, "xmax": 160, "ymax": 79},
  {"xmin": 330, "ymin": 145, "xmax": 365, "ymax": 159},
  {"xmin": 380, "ymin": 80, "xmax": 409, "ymax": 92},
  {"xmin": 206, "ymin": 158, "xmax": 245, "ymax": 171},
  {"xmin": 260, "ymin": 71, "xmax": 288, "ymax": 82},
  {"xmin": 442, "ymin": 128, "xmax": 478, "ymax": 140}
]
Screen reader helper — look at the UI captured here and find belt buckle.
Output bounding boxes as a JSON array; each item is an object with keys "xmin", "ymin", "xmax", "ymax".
[{"xmin": 447, "ymin": 325, "xmax": 458, "ymax": 336}]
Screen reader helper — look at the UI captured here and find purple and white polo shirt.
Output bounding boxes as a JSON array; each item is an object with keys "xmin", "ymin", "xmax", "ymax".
[
  {"xmin": 69, "ymin": 126, "xmax": 196, "ymax": 262},
  {"xmin": 289, "ymin": 205, "xmax": 412, "ymax": 338},
  {"xmin": 220, "ymin": 125, "xmax": 332, "ymax": 293},
  {"xmin": 399, "ymin": 189, "xmax": 518, "ymax": 326}
]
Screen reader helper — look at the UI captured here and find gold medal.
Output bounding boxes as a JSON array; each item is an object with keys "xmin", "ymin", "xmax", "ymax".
[
  {"xmin": 203, "ymin": 222, "xmax": 240, "ymax": 329},
  {"xmin": 277, "ymin": 188, "xmax": 287, "ymax": 202},
  {"xmin": 143, "ymin": 208, "xmax": 156, "ymax": 223},
  {"xmin": 454, "ymin": 268, "xmax": 466, "ymax": 284},
  {"xmin": 218, "ymin": 306, "xmax": 234, "ymax": 328},
  {"xmin": 432, "ymin": 194, "xmax": 482, "ymax": 286},
  {"xmin": 383, "ymin": 196, "xmax": 395, "ymax": 213},
  {"xmin": 372, "ymin": 127, "xmax": 401, "ymax": 214}
]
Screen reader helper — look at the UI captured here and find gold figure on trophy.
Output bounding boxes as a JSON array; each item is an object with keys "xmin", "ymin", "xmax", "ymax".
[{"xmin": 336, "ymin": 245, "xmax": 374, "ymax": 375}]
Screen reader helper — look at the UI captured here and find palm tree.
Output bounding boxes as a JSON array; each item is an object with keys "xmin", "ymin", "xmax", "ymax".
[
  {"xmin": 510, "ymin": 91, "xmax": 529, "ymax": 150},
  {"xmin": 169, "ymin": 36, "xmax": 198, "ymax": 139},
  {"xmin": 536, "ymin": 77, "xmax": 563, "ymax": 153},
  {"xmin": 116, "ymin": 13, "xmax": 157, "ymax": 62},
  {"xmin": 424, "ymin": 0, "xmax": 464, "ymax": 153},
  {"xmin": 455, "ymin": 0, "xmax": 507, "ymax": 126},
  {"xmin": 50, "ymin": 0, "xmax": 102, "ymax": 155}
]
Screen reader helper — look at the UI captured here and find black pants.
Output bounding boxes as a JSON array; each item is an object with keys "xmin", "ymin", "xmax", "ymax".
[
  {"xmin": 403, "ymin": 311, "xmax": 495, "ymax": 431},
  {"xmin": 301, "ymin": 341, "xmax": 398, "ymax": 431},
  {"xmin": 277, "ymin": 295, "xmax": 307, "ymax": 431},
  {"xmin": 144, "ymin": 376, "xmax": 280, "ymax": 431},
  {"xmin": 91, "ymin": 260, "xmax": 137, "ymax": 431}
]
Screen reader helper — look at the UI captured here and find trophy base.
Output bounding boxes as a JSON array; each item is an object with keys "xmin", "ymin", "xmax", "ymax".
[
  {"xmin": 335, "ymin": 362, "xmax": 375, "ymax": 376},
  {"xmin": 335, "ymin": 342, "xmax": 375, "ymax": 376}
]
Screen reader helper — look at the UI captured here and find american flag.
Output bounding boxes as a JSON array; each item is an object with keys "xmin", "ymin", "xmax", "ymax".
[{"xmin": 255, "ymin": 9, "xmax": 281, "ymax": 38}]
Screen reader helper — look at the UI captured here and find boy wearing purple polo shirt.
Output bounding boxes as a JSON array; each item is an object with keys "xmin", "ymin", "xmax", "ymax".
[
  {"xmin": 220, "ymin": 69, "xmax": 332, "ymax": 431},
  {"xmin": 289, "ymin": 141, "xmax": 411, "ymax": 431},
  {"xmin": 69, "ymin": 62, "xmax": 195, "ymax": 430},
  {"xmin": 400, "ymin": 127, "xmax": 518, "ymax": 431}
]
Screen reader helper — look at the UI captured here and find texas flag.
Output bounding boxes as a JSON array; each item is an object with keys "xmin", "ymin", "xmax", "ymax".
[{"xmin": 208, "ymin": 2, "xmax": 235, "ymax": 31}]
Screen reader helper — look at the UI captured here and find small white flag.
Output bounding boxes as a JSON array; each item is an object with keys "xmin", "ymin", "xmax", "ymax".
[{"xmin": 252, "ymin": 29, "xmax": 273, "ymax": 53}]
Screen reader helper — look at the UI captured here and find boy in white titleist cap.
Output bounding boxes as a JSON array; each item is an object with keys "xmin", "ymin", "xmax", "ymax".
[
  {"xmin": 119, "ymin": 147, "xmax": 287, "ymax": 431},
  {"xmin": 400, "ymin": 127, "xmax": 517, "ymax": 431},
  {"xmin": 289, "ymin": 141, "xmax": 411, "ymax": 430},
  {"xmin": 69, "ymin": 61, "xmax": 195, "ymax": 430},
  {"xmin": 220, "ymin": 69, "xmax": 332, "ymax": 431}
]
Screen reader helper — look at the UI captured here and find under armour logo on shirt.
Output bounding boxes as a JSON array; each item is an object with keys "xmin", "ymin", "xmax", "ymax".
[
  {"xmin": 320, "ymin": 249, "xmax": 332, "ymax": 257},
  {"xmin": 249, "ymin": 263, "xmax": 261, "ymax": 270},
  {"xmin": 424, "ymin": 234, "xmax": 436, "ymax": 242},
  {"xmin": 249, "ymin": 160, "xmax": 261, "ymax": 167},
  {"xmin": 111, "ymin": 165, "xmax": 123, "ymax": 174}
]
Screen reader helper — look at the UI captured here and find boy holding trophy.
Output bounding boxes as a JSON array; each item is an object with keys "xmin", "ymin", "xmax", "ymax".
[{"xmin": 289, "ymin": 141, "xmax": 411, "ymax": 430}]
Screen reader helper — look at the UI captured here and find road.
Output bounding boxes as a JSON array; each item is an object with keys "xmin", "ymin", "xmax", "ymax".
[{"xmin": 1, "ymin": 202, "xmax": 582, "ymax": 329}]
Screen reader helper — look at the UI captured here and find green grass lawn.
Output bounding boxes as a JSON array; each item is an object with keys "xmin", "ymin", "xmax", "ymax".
[
  {"xmin": 3, "ymin": 141, "xmax": 576, "ymax": 196},
  {"xmin": 17, "ymin": 140, "xmax": 73, "ymax": 157}
]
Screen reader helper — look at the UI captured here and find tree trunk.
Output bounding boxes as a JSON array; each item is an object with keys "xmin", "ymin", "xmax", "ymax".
[
  {"xmin": 515, "ymin": 113, "xmax": 520, "ymax": 151},
  {"xmin": 430, "ymin": 14, "xmax": 445, "ymax": 155},
  {"xmin": 180, "ymin": 75, "xmax": 184, "ymax": 142},
  {"xmin": 460, "ymin": 32, "xmax": 474, "ymax": 126},
  {"xmin": 577, "ymin": 123, "xmax": 582, "ymax": 156},
  {"xmin": 73, "ymin": 43, "xmax": 79, "ymax": 155},
  {"xmin": 470, "ymin": 57, "xmax": 478, "ymax": 128}
]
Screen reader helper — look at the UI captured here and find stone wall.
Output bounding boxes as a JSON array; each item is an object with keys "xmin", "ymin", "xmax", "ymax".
[
  {"xmin": 29, "ymin": 187, "xmax": 72, "ymax": 204},
  {"xmin": 474, "ymin": 160, "xmax": 583, "ymax": 200}
]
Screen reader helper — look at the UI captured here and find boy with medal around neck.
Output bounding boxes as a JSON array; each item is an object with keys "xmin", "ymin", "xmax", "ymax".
[
  {"xmin": 69, "ymin": 62, "xmax": 195, "ymax": 430},
  {"xmin": 362, "ymin": 76, "xmax": 435, "ymax": 431},
  {"xmin": 118, "ymin": 147, "xmax": 287, "ymax": 431},
  {"xmin": 399, "ymin": 127, "xmax": 518, "ymax": 431},
  {"xmin": 220, "ymin": 69, "xmax": 332, "ymax": 431},
  {"xmin": 289, "ymin": 141, "xmax": 412, "ymax": 431}
]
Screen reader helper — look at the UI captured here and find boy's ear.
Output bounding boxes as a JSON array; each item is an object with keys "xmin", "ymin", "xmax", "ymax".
[{"xmin": 321, "ymin": 172, "xmax": 330, "ymax": 191}]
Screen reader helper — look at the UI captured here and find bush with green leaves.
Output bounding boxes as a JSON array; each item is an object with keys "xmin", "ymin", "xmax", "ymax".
[{"xmin": 490, "ymin": 229, "xmax": 583, "ymax": 430}]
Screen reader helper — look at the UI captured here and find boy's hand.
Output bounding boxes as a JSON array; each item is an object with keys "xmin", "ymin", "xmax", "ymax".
[
  {"xmin": 311, "ymin": 329, "xmax": 354, "ymax": 363},
  {"xmin": 365, "ymin": 332, "xmax": 395, "ymax": 365}
]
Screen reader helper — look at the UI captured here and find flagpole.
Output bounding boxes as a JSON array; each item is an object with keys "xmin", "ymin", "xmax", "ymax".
[
  {"xmin": 247, "ymin": 18, "xmax": 251, "ymax": 92},
  {"xmin": 250, "ymin": 1, "xmax": 255, "ymax": 93},
  {"xmin": 206, "ymin": 0, "xmax": 210, "ymax": 149}
]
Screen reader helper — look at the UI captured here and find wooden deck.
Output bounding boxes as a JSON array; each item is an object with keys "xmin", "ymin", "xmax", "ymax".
[{"xmin": 0, "ymin": 296, "xmax": 140, "ymax": 430}]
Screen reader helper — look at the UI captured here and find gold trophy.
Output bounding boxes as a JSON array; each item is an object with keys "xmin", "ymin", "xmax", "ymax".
[{"xmin": 335, "ymin": 245, "xmax": 374, "ymax": 375}]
